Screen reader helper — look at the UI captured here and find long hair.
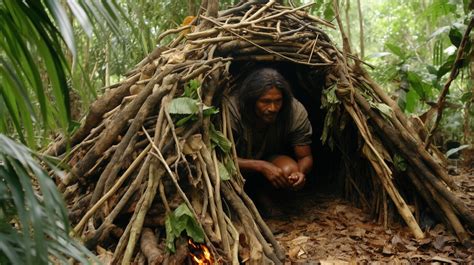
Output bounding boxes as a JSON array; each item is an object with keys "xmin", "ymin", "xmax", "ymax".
[{"xmin": 238, "ymin": 68, "xmax": 293, "ymax": 134}]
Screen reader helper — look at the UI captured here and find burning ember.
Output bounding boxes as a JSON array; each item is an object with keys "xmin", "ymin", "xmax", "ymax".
[{"xmin": 188, "ymin": 239, "xmax": 214, "ymax": 264}]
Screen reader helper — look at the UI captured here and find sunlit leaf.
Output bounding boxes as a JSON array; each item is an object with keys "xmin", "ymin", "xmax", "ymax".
[
  {"xmin": 446, "ymin": 144, "xmax": 470, "ymax": 158},
  {"xmin": 169, "ymin": 97, "xmax": 199, "ymax": 115},
  {"xmin": 366, "ymin": 52, "xmax": 392, "ymax": 59},
  {"xmin": 428, "ymin": 26, "xmax": 450, "ymax": 40},
  {"xmin": 218, "ymin": 161, "xmax": 231, "ymax": 181},
  {"xmin": 385, "ymin": 43, "xmax": 405, "ymax": 59}
]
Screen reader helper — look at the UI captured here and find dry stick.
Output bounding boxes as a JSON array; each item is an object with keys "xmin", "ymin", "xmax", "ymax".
[
  {"xmin": 122, "ymin": 164, "xmax": 163, "ymax": 265},
  {"xmin": 224, "ymin": 215, "xmax": 240, "ymax": 265},
  {"xmin": 197, "ymin": 152, "xmax": 221, "ymax": 241},
  {"xmin": 230, "ymin": 179, "xmax": 286, "ymax": 261},
  {"xmin": 144, "ymin": 130, "xmax": 217, "ymax": 256},
  {"xmin": 61, "ymin": 65, "xmax": 175, "ymax": 189},
  {"xmin": 344, "ymin": 102, "xmax": 425, "ymax": 239},
  {"xmin": 112, "ymin": 190, "xmax": 146, "ymax": 263},
  {"xmin": 72, "ymin": 144, "xmax": 151, "ymax": 236},
  {"xmin": 353, "ymin": 92, "xmax": 474, "ymax": 228},
  {"xmin": 89, "ymin": 76, "xmax": 175, "ymax": 207},
  {"xmin": 200, "ymin": 16, "xmax": 326, "ymax": 66},
  {"xmin": 222, "ymin": 102, "xmax": 245, "ymax": 187},
  {"xmin": 406, "ymin": 170, "xmax": 469, "ymax": 245},
  {"xmin": 307, "ymin": 34, "xmax": 319, "ymax": 63},
  {"xmin": 362, "ymin": 78, "xmax": 456, "ymax": 189},
  {"xmin": 45, "ymin": 73, "xmax": 140, "ymax": 157},
  {"xmin": 140, "ymin": 228, "xmax": 164, "ymax": 265},
  {"xmin": 84, "ymin": 155, "xmax": 152, "ymax": 249},
  {"xmin": 245, "ymin": 0, "xmax": 276, "ymax": 22},
  {"xmin": 425, "ymin": 16, "xmax": 474, "ymax": 148},
  {"xmin": 219, "ymin": 0, "xmax": 259, "ymax": 17},
  {"xmin": 362, "ymin": 143, "xmax": 424, "ymax": 239},
  {"xmin": 157, "ymin": 25, "xmax": 193, "ymax": 44},
  {"xmin": 211, "ymin": 149, "xmax": 231, "ymax": 260},
  {"xmin": 221, "ymin": 182, "xmax": 281, "ymax": 264}
]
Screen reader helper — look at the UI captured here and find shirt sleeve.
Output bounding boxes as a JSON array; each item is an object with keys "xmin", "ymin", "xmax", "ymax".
[{"xmin": 289, "ymin": 99, "xmax": 312, "ymax": 146}]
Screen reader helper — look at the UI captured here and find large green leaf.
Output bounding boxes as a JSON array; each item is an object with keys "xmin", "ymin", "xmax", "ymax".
[
  {"xmin": 405, "ymin": 89, "xmax": 420, "ymax": 113},
  {"xmin": 449, "ymin": 24, "xmax": 463, "ymax": 47},
  {"xmin": 0, "ymin": 134, "xmax": 96, "ymax": 264},
  {"xmin": 165, "ymin": 203, "xmax": 205, "ymax": 253},
  {"xmin": 210, "ymin": 124, "xmax": 232, "ymax": 154},
  {"xmin": 385, "ymin": 43, "xmax": 406, "ymax": 59}
]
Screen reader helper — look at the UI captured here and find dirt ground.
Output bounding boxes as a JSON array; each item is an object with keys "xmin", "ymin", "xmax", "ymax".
[{"xmin": 265, "ymin": 167, "xmax": 474, "ymax": 264}]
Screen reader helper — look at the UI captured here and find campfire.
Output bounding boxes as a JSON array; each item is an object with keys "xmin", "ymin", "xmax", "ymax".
[{"xmin": 188, "ymin": 239, "xmax": 214, "ymax": 264}]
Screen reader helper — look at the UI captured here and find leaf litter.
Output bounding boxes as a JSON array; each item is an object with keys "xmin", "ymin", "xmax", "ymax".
[{"xmin": 265, "ymin": 168, "xmax": 474, "ymax": 263}]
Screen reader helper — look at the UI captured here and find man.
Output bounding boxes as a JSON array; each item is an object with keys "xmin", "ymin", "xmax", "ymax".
[{"xmin": 227, "ymin": 68, "xmax": 313, "ymax": 210}]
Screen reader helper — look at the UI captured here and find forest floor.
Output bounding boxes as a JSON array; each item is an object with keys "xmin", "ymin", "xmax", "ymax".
[{"xmin": 265, "ymin": 165, "xmax": 474, "ymax": 264}]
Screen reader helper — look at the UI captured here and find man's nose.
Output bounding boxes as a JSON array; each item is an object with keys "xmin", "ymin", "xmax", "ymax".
[{"xmin": 268, "ymin": 103, "xmax": 277, "ymax": 112}]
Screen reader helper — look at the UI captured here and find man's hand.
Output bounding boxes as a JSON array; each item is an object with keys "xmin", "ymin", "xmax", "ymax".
[
  {"xmin": 289, "ymin": 171, "xmax": 305, "ymax": 190},
  {"xmin": 259, "ymin": 161, "xmax": 291, "ymax": 189}
]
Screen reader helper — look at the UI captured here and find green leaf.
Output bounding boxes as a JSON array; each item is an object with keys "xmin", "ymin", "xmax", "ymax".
[
  {"xmin": 426, "ymin": 65, "xmax": 438, "ymax": 75},
  {"xmin": 393, "ymin": 154, "xmax": 407, "ymax": 172},
  {"xmin": 203, "ymin": 106, "xmax": 219, "ymax": 116},
  {"xmin": 0, "ymin": 134, "xmax": 97, "ymax": 264},
  {"xmin": 175, "ymin": 114, "xmax": 195, "ymax": 127},
  {"xmin": 323, "ymin": 1, "xmax": 334, "ymax": 20},
  {"xmin": 385, "ymin": 43, "xmax": 405, "ymax": 59},
  {"xmin": 165, "ymin": 214, "xmax": 177, "ymax": 253},
  {"xmin": 169, "ymin": 97, "xmax": 199, "ymax": 115},
  {"xmin": 218, "ymin": 161, "xmax": 231, "ymax": 181},
  {"xmin": 184, "ymin": 79, "xmax": 200, "ymax": 99},
  {"xmin": 437, "ymin": 55, "xmax": 455, "ymax": 79},
  {"xmin": 407, "ymin": 72, "xmax": 424, "ymax": 98},
  {"xmin": 165, "ymin": 203, "xmax": 204, "ymax": 253},
  {"xmin": 449, "ymin": 25, "xmax": 463, "ymax": 47},
  {"xmin": 405, "ymin": 89, "xmax": 420, "ymax": 113},
  {"xmin": 210, "ymin": 124, "xmax": 232, "ymax": 153},
  {"xmin": 461, "ymin": 92, "xmax": 472, "ymax": 103},
  {"xmin": 224, "ymin": 155, "xmax": 237, "ymax": 177},
  {"xmin": 372, "ymin": 103, "xmax": 392, "ymax": 118}
]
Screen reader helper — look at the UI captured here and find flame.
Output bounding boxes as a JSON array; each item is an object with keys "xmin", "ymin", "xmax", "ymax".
[{"xmin": 188, "ymin": 239, "xmax": 214, "ymax": 264}]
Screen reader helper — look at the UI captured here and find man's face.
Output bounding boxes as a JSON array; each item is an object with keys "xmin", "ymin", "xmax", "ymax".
[{"xmin": 255, "ymin": 87, "xmax": 283, "ymax": 125}]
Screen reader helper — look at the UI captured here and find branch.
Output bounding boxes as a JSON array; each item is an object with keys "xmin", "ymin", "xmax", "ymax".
[{"xmin": 425, "ymin": 16, "xmax": 474, "ymax": 148}]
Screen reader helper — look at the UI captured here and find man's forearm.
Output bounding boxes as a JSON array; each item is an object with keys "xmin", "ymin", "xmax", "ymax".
[
  {"xmin": 297, "ymin": 155, "xmax": 313, "ymax": 175},
  {"xmin": 237, "ymin": 157, "xmax": 264, "ymax": 173}
]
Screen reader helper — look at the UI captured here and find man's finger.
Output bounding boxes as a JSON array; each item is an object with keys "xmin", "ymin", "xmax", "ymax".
[{"xmin": 293, "ymin": 176, "xmax": 305, "ymax": 189}]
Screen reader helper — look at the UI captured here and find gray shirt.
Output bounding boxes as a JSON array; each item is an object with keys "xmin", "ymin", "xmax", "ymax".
[{"xmin": 226, "ymin": 95, "xmax": 312, "ymax": 160}]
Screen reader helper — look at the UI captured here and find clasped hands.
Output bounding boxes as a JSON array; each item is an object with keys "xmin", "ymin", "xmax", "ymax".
[{"xmin": 260, "ymin": 162, "xmax": 306, "ymax": 190}]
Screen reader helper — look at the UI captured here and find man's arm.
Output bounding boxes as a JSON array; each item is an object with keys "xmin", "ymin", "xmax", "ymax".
[
  {"xmin": 237, "ymin": 157, "xmax": 291, "ymax": 188},
  {"xmin": 294, "ymin": 145, "xmax": 313, "ymax": 174},
  {"xmin": 289, "ymin": 145, "xmax": 313, "ymax": 189}
]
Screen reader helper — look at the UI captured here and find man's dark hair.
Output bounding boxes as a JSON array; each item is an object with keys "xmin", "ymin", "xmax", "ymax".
[{"xmin": 238, "ymin": 67, "xmax": 293, "ymax": 133}]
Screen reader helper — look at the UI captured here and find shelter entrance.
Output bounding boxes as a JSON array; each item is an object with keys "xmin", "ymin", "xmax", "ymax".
[{"xmin": 228, "ymin": 61, "xmax": 346, "ymax": 196}]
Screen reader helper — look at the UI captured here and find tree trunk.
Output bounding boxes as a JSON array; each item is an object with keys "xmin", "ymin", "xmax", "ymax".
[
  {"xmin": 356, "ymin": 0, "xmax": 364, "ymax": 58},
  {"xmin": 344, "ymin": 0, "xmax": 352, "ymax": 47}
]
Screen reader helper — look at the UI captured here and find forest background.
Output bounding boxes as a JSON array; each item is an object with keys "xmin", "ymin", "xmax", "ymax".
[{"xmin": 0, "ymin": 0, "xmax": 472, "ymax": 263}]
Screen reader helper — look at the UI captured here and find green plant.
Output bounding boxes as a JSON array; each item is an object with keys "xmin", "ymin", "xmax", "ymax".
[{"xmin": 0, "ymin": 134, "xmax": 96, "ymax": 264}]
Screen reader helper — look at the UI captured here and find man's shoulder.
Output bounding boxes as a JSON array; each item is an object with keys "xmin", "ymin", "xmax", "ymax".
[{"xmin": 290, "ymin": 98, "xmax": 308, "ymax": 116}]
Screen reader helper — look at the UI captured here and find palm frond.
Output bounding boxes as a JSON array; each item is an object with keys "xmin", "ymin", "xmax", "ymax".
[{"xmin": 0, "ymin": 134, "xmax": 97, "ymax": 264}]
